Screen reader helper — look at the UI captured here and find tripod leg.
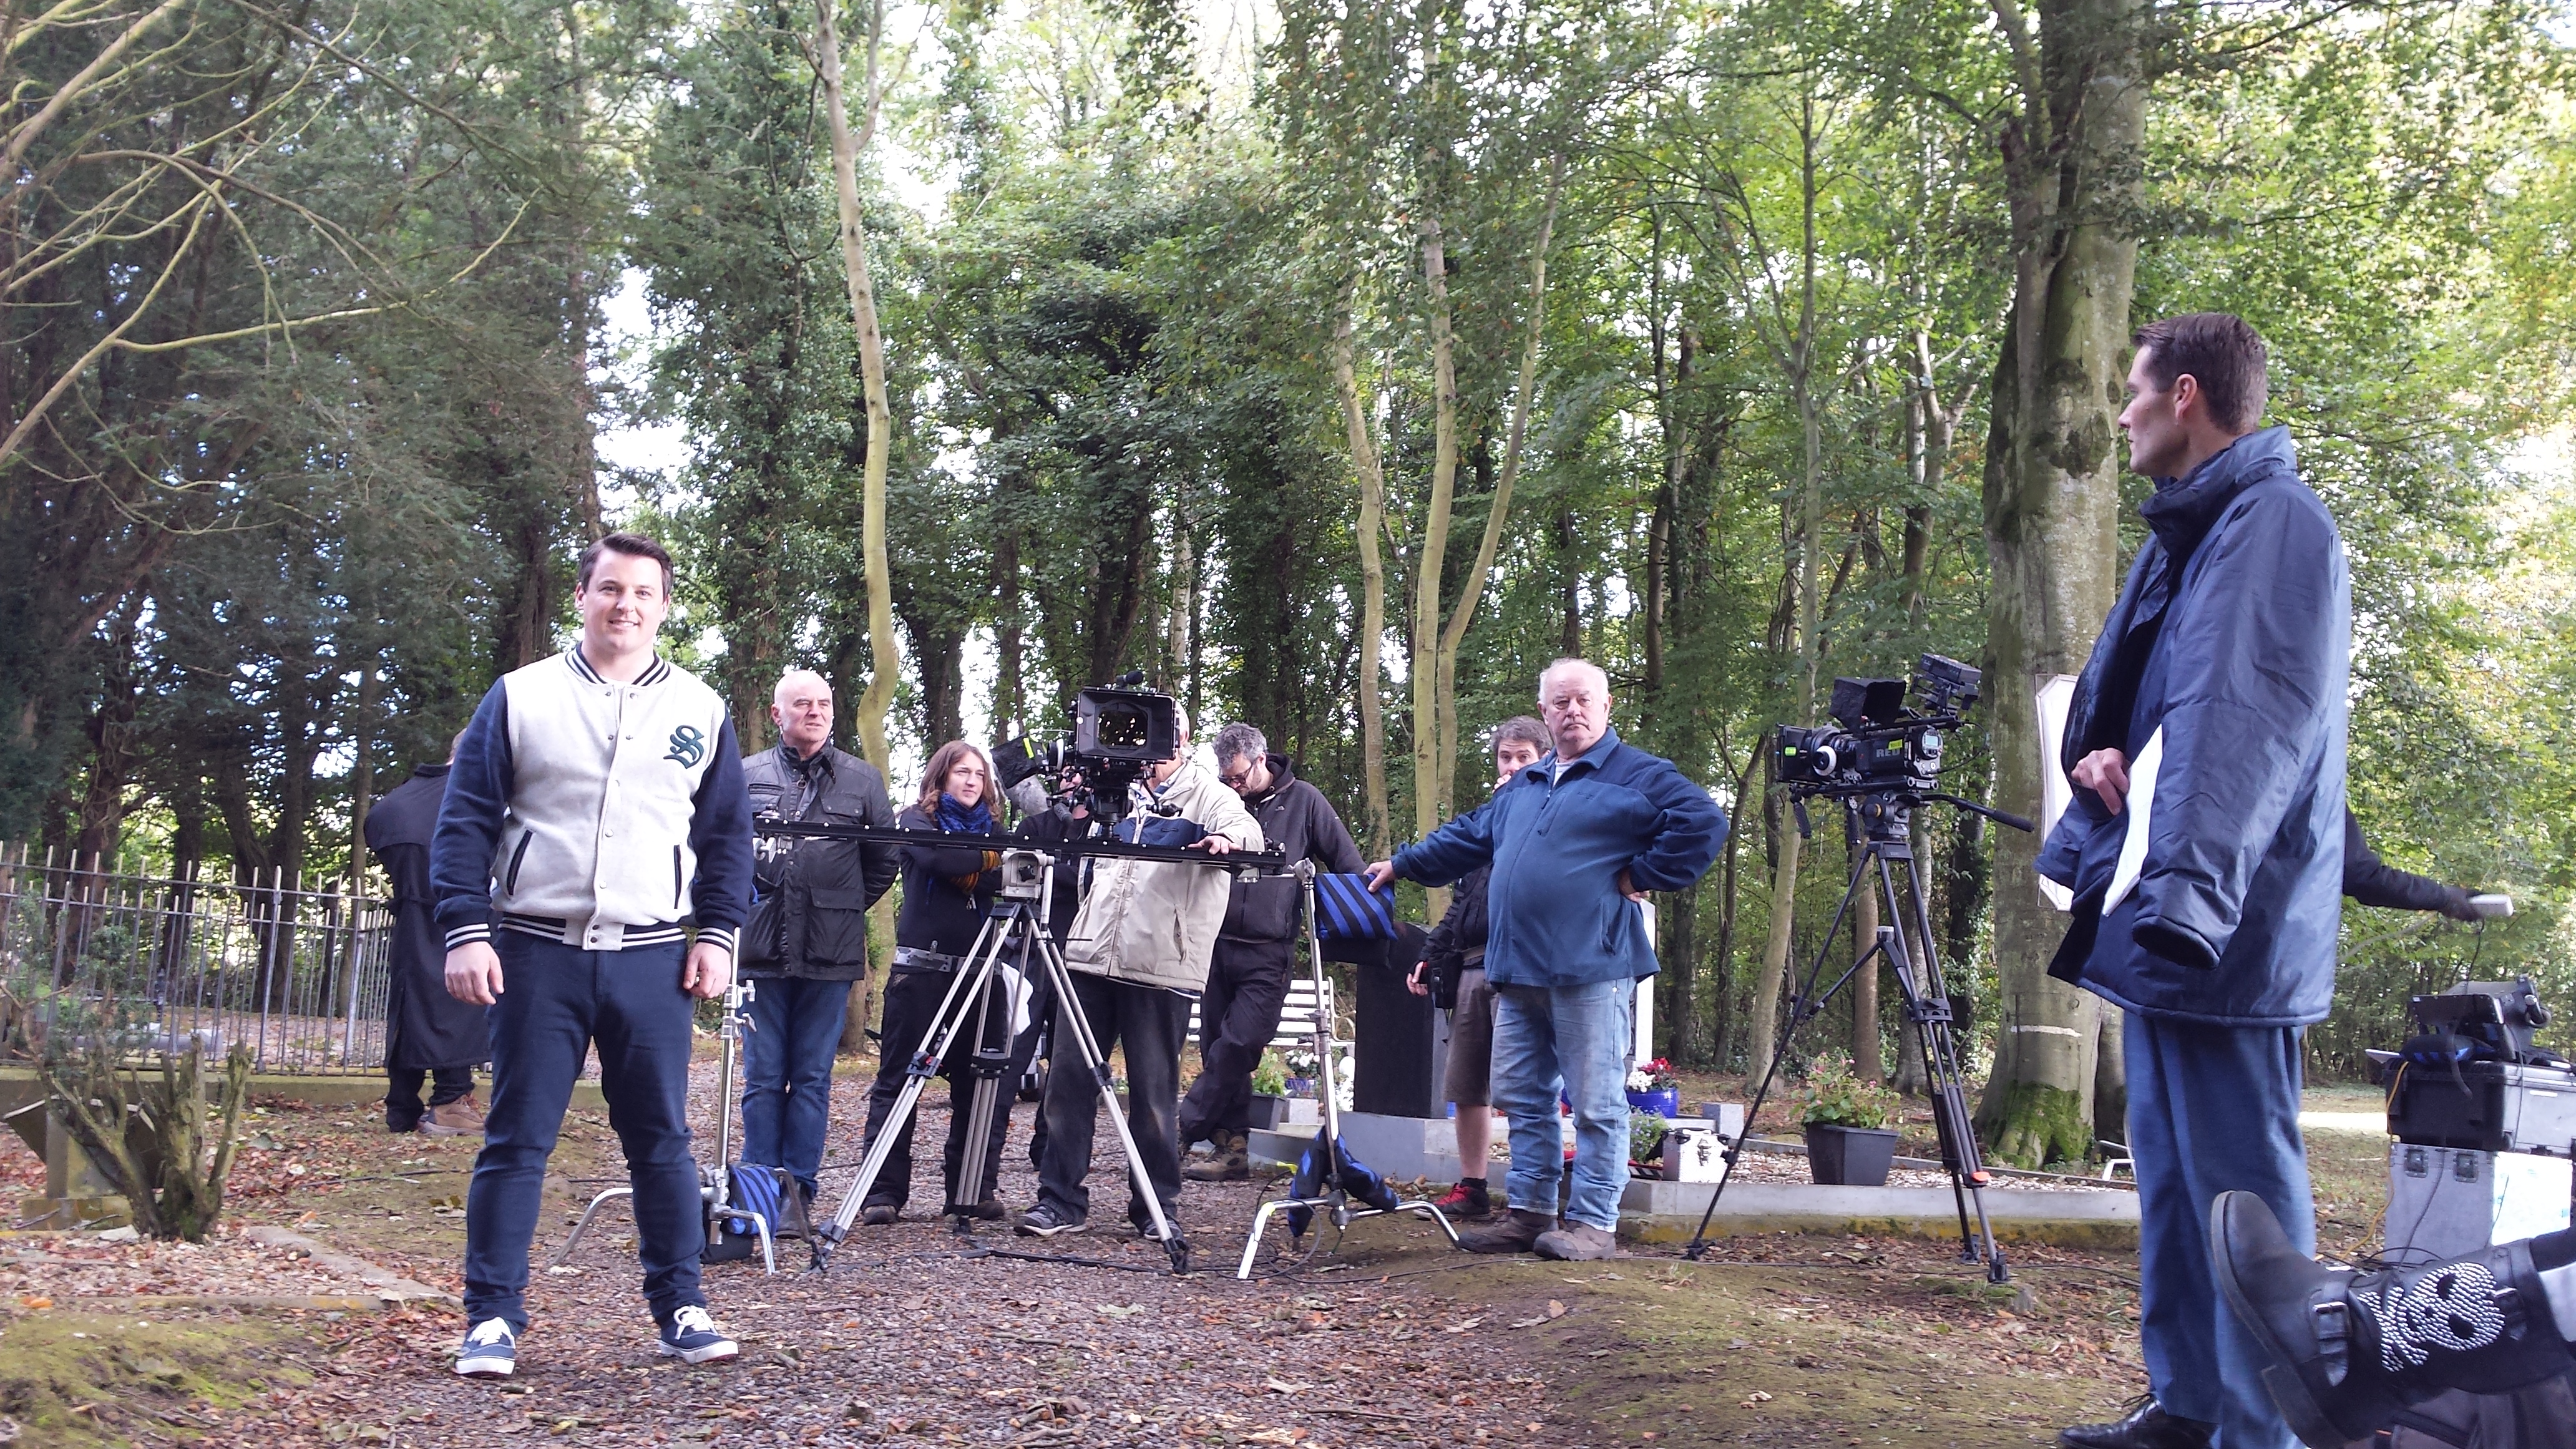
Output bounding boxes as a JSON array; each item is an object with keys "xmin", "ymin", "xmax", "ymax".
[
  {"xmin": 947, "ymin": 920, "xmax": 1030, "ymax": 1222},
  {"xmin": 1037, "ymin": 942, "xmax": 1188, "ymax": 1272},
  {"xmin": 1880, "ymin": 852, "xmax": 2008, "ymax": 1282},
  {"xmin": 1682, "ymin": 826, "xmax": 1882, "ymax": 1259},
  {"xmin": 811, "ymin": 942, "xmax": 1005, "ymax": 1269}
]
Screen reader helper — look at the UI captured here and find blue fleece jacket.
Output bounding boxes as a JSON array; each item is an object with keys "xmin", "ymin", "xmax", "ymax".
[{"xmin": 1390, "ymin": 728, "xmax": 1727, "ymax": 988}]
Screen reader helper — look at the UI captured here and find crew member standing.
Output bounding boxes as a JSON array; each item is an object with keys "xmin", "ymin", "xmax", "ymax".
[
  {"xmin": 738, "ymin": 668, "xmax": 899, "ymax": 1210},
  {"xmin": 433, "ymin": 531, "xmax": 753, "ymax": 1379},
  {"xmin": 2042, "ymin": 315, "xmax": 2347, "ymax": 1449},
  {"xmin": 1178, "ymin": 723, "xmax": 1365, "ymax": 1183},
  {"xmin": 366, "ymin": 735, "xmax": 489, "ymax": 1136}
]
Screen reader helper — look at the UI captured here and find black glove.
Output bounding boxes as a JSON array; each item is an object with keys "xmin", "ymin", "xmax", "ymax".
[{"xmin": 2439, "ymin": 886, "xmax": 2486, "ymax": 923}]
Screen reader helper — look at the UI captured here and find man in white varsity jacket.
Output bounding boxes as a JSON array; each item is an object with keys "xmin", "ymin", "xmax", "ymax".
[{"xmin": 430, "ymin": 532, "xmax": 755, "ymax": 1378}]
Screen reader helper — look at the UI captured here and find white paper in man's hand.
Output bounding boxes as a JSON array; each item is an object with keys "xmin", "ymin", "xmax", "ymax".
[{"xmin": 2102, "ymin": 727, "xmax": 2165, "ymax": 912}]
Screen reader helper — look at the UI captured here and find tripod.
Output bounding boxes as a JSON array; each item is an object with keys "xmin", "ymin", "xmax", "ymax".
[
  {"xmin": 555, "ymin": 976, "xmax": 811, "ymax": 1274},
  {"xmin": 809, "ymin": 852, "xmax": 1194, "ymax": 1274},
  {"xmin": 1233, "ymin": 863, "xmax": 1462, "ymax": 1278},
  {"xmin": 1682, "ymin": 789, "xmax": 2026, "ymax": 1282}
]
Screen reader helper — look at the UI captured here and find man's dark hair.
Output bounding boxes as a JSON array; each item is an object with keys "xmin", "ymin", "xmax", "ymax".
[
  {"xmin": 577, "ymin": 532, "xmax": 675, "ymax": 595},
  {"xmin": 1492, "ymin": 716, "xmax": 1550, "ymax": 755},
  {"xmin": 2133, "ymin": 313, "xmax": 2269, "ymax": 434}
]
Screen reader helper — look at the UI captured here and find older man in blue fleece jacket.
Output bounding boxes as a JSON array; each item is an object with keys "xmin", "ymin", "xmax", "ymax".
[{"xmin": 1367, "ymin": 658, "xmax": 1726, "ymax": 1261}]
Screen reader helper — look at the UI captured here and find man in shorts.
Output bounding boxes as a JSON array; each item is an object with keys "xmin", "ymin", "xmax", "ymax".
[{"xmin": 1408, "ymin": 716, "xmax": 1551, "ymax": 1219}]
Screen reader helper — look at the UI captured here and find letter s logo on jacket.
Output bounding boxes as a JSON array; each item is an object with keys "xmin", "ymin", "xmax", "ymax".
[{"xmin": 666, "ymin": 724, "xmax": 707, "ymax": 768}]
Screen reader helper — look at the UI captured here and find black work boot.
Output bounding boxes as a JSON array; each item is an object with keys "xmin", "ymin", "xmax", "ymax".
[
  {"xmin": 2056, "ymin": 1394, "xmax": 2211, "ymax": 1449},
  {"xmin": 2211, "ymin": 1190, "xmax": 2575, "ymax": 1448},
  {"xmin": 1456, "ymin": 1208, "xmax": 1554, "ymax": 1255}
]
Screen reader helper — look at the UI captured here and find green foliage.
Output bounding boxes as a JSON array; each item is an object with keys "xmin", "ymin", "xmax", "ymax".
[
  {"xmin": 1800, "ymin": 1055, "xmax": 1901, "ymax": 1130},
  {"xmin": 1251, "ymin": 1050, "xmax": 1288, "ymax": 1098}
]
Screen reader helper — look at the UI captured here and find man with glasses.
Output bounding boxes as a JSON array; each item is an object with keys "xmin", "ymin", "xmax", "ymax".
[{"xmin": 1177, "ymin": 723, "xmax": 1366, "ymax": 1183}]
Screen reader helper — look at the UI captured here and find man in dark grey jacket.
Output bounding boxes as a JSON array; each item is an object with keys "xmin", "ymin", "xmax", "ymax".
[
  {"xmin": 2042, "ymin": 315, "xmax": 2346, "ymax": 1449},
  {"xmin": 1178, "ymin": 724, "xmax": 1365, "ymax": 1182},
  {"xmin": 738, "ymin": 670, "xmax": 899, "ymax": 1204}
]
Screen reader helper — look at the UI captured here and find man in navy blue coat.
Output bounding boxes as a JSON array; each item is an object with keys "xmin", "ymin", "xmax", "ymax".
[
  {"xmin": 1367, "ymin": 658, "xmax": 1725, "ymax": 1262},
  {"xmin": 2042, "ymin": 315, "xmax": 2348, "ymax": 1449}
]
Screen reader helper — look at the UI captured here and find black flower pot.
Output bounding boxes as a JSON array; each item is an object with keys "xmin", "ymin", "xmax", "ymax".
[{"xmin": 1803, "ymin": 1124, "xmax": 1899, "ymax": 1187}]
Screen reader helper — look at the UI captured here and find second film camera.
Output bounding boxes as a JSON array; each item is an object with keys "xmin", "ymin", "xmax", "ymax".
[
  {"xmin": 1775, "ymin": 653, "xmax": 1983, "ymax": 797},
  {"xmin": 995, "ymin": 671, "xmax": 1180, "ymax": 820}
]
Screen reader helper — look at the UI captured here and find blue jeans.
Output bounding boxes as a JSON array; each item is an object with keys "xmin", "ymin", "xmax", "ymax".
[
  {"xmin": 739, "ymin": 975, "xmax": 852, "ymax": 1197},
  {"xmin": 2126, "ymin": 1012, "xmax": 2312, "ymax": 1449},
  {"xmin": 1490, "ymin": 979, "xmax": 1635, "ymax": 1231},
  {"xmin": 464, "ymin": 936, "xmax": 704, "ymax": 1332}
]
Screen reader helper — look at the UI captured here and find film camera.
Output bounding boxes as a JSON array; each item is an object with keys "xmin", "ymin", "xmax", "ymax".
[
  {"xmin": 995, "ymin": 671, "xmax": 1181, "ymax": 820},
  {"xmin": 1775, "ymin": 654, "xmax": 1983, "ymax": 796}
]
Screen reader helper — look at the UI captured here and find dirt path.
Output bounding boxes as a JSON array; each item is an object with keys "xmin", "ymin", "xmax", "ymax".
[{"xmin": 4, "ymin": 1060, "xmax": 2244, "ymax": 1447}]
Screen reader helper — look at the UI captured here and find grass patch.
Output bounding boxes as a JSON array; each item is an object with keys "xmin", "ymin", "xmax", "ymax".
[{"xmin": 0, "ymin": 1309, "xmax": 310, "ymax": 1445}]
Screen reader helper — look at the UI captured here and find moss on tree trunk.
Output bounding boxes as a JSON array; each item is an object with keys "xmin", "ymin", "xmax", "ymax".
[{"xmin": 1981, "ymin": 1078, "xmax": 2095, "ymax": 1170}]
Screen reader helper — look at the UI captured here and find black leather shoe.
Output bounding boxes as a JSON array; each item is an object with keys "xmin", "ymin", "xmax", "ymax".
[
  {"xmin": 2211, "ymin": 1189, "xmax": 2574, "ymax": 1448},
  {"xmin": 2057, "ymin": 1395, "xmax": 2212, "ymax": 1449}
]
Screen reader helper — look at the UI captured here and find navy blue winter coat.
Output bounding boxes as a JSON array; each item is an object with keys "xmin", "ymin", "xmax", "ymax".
[
  {"xmin": 2036, "ymin": 426, "xmax": 2349, "ymax": 1027},
  {"xmin": 1391, "ymin": 728, "xmax": 1726, "ymax": 989}
]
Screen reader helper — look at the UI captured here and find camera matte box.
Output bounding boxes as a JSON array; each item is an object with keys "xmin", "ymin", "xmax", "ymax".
[{"xmin": 2388, "ymin": 1060, "xmax": 2576, "ymax": 1154}]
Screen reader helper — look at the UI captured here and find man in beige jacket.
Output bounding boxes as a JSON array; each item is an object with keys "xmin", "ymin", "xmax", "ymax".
[{"xmin": 1019, "ymin": 708, "xmax": 1264, "ymax": 1239}]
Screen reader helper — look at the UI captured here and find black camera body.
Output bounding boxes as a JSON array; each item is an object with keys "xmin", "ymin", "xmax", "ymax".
[
  {"xmin": 1774, "ymin": 654, "xmax": 1982, "ymax": 797},
  {"xmin": 997, "ymin": 671, "xmax": 1181, "ymax": 821}
]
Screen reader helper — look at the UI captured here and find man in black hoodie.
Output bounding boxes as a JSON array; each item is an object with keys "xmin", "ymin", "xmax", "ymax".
[{"xmin": 1179, "ymin": 723, "xmax": 1366, "ymax": 1181}]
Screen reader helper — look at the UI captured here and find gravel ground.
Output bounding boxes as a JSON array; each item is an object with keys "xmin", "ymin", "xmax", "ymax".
[{"xmin": 182, "ymin": 1088, "xmax": 1556, "ymax": 1448}]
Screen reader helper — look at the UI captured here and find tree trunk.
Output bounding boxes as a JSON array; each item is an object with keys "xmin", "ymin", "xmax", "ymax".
[
  {"xmin": 1432, "ymin": 160, "xmax": 1561, "ymax": 821},
  {"xmin": 814, "ymin": 0, "xmax": 900, "ymax": 1043},
  {"xmin": 1970, "ymin": 0, "xmax": 2147, "ymax": 1168},
  {"xmin": 814, "ymin": 0, "xmax": 900, "ymax": 781},
  {"xmin": 1411, "ymin": 215, "xmax": 1460, "ymax": 889},
  {"xmin": 1331, "ymin": 300, "xmax": 1390, "ymax": 857},
  {"xmin": 1744, "ymin": 99, "xmax": 1825, "ymax": 1088},
  {"xmin": 346, "ymin": 661, "xmax": 380, "ymax": 887}
]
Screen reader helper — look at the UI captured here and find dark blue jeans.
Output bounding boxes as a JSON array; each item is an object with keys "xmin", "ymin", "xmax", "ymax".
[
  {"xmin": 2125, "ymin": 1012, "xmax": 2311, "ymax": 1449},
  {"xmin": 464, "ymin": 935, "xmax": 704, "ymax": 1332},
  {"xmin": 739, "ymin": 975, "xmax": 852, "ymax": 1198}
]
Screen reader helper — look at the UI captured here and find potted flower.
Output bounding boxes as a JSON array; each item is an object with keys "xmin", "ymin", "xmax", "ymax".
[
  {"xmin": 1283, "ymin": 1046, "xmax": 1320, "ymax": 1101},
  {"xmin": 1249, "ymin": 1050, "xmax": 1290, "ymax": 1130},
  {"xmin": 1799, "ymin": 1056, "xmax": 1901, "ymax": 1186},
  {"xmin": 1625, "ymin": 1058, "xmax": 1681, "ymax": 1119}
]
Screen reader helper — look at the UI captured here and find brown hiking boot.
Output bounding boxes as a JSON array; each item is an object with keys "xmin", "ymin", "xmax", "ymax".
[
  {"xmin": 1457, "ymin": 1208, "xmax": 1554, "ymax": 1254},
  {"xmin": 422, "ymin": 1096, "xmax": 486, "ymax": 1137},
  {"xmin": 1534, "ymin": 1221, "xmax": 1619, "ymax": 1261},
  {"xmin": 1184, "ymin": 1129, "xmax": 1250, "ymax": 1183}
]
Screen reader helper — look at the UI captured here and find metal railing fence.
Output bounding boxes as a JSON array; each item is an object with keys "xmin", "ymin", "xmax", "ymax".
[{"xmin": 0, "ymin": 845, "xmax": 393, "ymax": 1075}]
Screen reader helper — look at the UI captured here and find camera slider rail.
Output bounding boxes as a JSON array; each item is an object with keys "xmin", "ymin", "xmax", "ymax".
[{"xmin": 753, "ymin": 819, "xmax": 1295, "ymax": 874}]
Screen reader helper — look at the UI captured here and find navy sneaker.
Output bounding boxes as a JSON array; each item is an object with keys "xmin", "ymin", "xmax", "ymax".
[
  {"xmin": 455, "ymin": 1318, "xmax": 517, "ymax": 1378},
  {"xmin": 1014, "ymin": 1203, "xmax": 1086, "ymax": 1237},
  {"xmin": 655, "ymin": 1305, "xmax": 738, "ymax": 1365}
]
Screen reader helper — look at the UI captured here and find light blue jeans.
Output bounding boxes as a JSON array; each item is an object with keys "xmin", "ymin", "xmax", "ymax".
[{"xmin": 1490, "ymin": 978, "xmax": 1635, "ymax": 1231}]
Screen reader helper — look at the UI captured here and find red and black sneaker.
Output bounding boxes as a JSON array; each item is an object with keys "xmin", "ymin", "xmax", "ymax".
[{"xmin": 1433, "ymin": 1178, "xmax": 1493, "ymax": 1221}]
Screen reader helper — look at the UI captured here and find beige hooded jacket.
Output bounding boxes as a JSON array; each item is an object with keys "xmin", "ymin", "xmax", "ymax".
[{"xmin": 1063, "ymin": 753, "xmax": 1264, "ymax": 993}]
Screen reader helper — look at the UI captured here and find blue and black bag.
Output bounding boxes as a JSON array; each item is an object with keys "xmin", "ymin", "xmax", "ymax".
[
  {"xmin": 703, "ymin": 1163, "xmax": 785, "ymax": 1262},
  {"xmin": 1312, "ymin": 873, "xmax": 1395, "ymax": 941}
]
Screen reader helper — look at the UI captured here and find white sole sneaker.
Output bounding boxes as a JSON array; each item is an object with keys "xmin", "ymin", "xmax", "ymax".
[
  {"xmin": 654, "ymin": 1337, "xmax": 739, "ymax": 1365},
  {"xmin": 455, "ymin": 1351, "xmax": 515, "ymax": 1378}
]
